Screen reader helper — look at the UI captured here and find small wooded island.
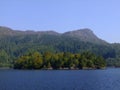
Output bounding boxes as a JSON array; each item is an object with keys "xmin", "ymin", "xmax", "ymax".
[{"xmin": 14, "ymin": 51, "xmax": 106, "ymax": 70}]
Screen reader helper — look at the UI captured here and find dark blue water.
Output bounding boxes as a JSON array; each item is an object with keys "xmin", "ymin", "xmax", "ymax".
[{"xmin": 0, "ymin": 68, "xmax": 120, "ymax": 90}]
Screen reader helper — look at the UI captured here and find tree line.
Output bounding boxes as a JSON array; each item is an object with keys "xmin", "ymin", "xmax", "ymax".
[{"xmin": 14, "ymin": 51, "xmax": 106, "ymax": 69}]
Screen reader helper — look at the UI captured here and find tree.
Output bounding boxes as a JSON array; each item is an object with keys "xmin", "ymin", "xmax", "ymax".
[{"xmin": 32, "ymin": 52, "xmax": 43, "ymax": 69}]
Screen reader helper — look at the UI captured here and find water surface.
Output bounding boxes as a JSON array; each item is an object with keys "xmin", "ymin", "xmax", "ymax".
[{"xmin": 0, "ymin": 68, "xmax": 120, "ymax": 90}]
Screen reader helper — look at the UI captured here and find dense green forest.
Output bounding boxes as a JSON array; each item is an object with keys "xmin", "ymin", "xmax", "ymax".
[
  {"xmin": 0, "ymin": 26, "xmax": 120, "ymax": 68},
  {"xmin": 14, "ymin": 51, "xmax": 106, "ymax": 69}
]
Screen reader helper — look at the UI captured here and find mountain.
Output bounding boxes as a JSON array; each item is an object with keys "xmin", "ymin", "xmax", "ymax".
[
  {"xmin": 0, "ymin": 26, "xmax": 107, "ymax": 44},
  {"xmin": 63, "ymin": 28, "xmax": 107, "ymax": 44},
  {"xmin": 0, "ymin": 26, "xmax": 118, "ymax": 67}
]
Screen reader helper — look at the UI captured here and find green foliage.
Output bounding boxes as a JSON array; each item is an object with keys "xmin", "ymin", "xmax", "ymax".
[
  {"xmin": 0, "ymin": 27, "xmax": 118, "ymax": 67},
  {"xmin": 14, "ymin": 52, "xmax": 43, "ymax": 69},
  {"xmin": 14, "ymin": 51, "xmax": 106, "ymax": 69}
]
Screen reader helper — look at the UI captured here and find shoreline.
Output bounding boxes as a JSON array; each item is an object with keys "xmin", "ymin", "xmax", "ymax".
[
  {"xmin": 0, "ymin": 67, "xmax": 11, "ymax": 69},
  {"xmin": 12, "ymin": 67, "xmax": 106, "ymax": 70},
  {"xmin": 0, "ymin": 66, "xmax": 107, "ymax": 70}
]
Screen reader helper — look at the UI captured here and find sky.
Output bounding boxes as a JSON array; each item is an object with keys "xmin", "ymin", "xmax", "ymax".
[{"xmin": 0, "ymin": 0, "xmax": 120, "ymax": 43}]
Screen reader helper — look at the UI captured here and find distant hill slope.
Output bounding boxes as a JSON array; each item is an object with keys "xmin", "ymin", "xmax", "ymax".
[
  {"xmin": 63, "ymin": 28, "xmax": 107, "ymax": 44},
  {"xmin": 0, "ymin": 26, "xmax": 59, "ymax": 36},
  {"xmin": 0, "ymin": 26, "xmax": 107, "ymax": 44},
  {"xmin": 0, "ymin": 26, "xmax": 117, "ymax": 66}
]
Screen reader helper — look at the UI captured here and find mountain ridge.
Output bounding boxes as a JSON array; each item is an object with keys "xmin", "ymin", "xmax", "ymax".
[
  {"xmin": 0, "ymin": 26, "xmax": 107, "ymax": 44},
  {"xmin": 63, "ymin": 28, "xmax": 107, "ymax": 44}
]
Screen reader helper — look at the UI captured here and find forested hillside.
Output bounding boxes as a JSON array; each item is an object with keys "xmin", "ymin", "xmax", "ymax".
[{"xmin": 0, "ymin": 26, "xmax": 119, "ymax": 67}]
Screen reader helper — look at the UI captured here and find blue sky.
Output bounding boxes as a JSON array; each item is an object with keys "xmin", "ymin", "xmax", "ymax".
[{"xmin": 0, "ymin": 0, "xmax": 120, "ymax": 43}]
